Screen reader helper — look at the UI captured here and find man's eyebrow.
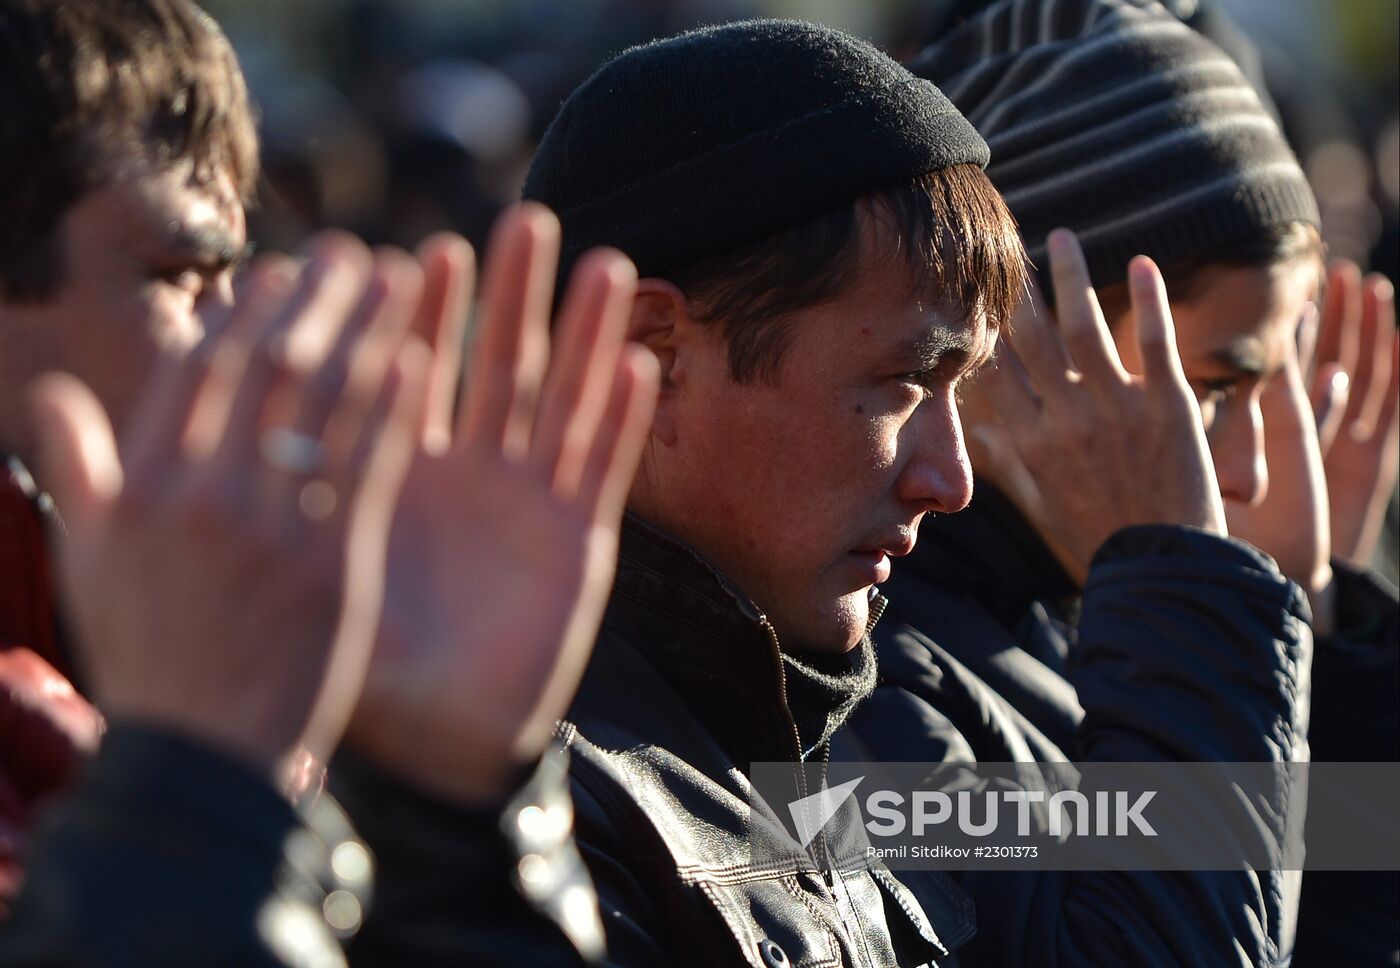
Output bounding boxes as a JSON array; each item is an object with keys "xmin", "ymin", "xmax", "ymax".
[
  {"xmin": 891, "ymin": 322, "xmax": 994, "ymax": 376},
  {"xmin": 1207, "ymin": 343, "xmax": 1268, "ymax": 378},
  {"xmin": 895, "ymin": 326, "xmax": 979, "ymax": 368},
  {"xmin": 159, "ymin": 222, "xmax": 250, "ymax": 271}
]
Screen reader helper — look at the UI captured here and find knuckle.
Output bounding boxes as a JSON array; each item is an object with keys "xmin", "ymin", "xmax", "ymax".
[
  {"xmin": 175, "ymin": 481, "xmax": 243, "ymax": 540},
  {"xmin": 1064, "ymin": 414, "xmax": 1096, "ymax": 449},
  {"xmin": 111, "ymin": 486, "xmax": 156, "ymax": 526},
  {"xmin": 1017, "ymin": 430, "xmax": 1049, "ymax": 467}
]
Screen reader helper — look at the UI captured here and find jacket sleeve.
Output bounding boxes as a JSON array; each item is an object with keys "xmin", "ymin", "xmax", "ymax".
[
  {"xmin": 330, "ymin": 746, "xmax": 602, "ymax": 967},
  {"xmin": 968, "ymin": 526, "xmax": 1310, "ymax": 968},
  {"xmin": 1292, "ymin": 560, "xmax": 1399, "ymax": 966},
  {"xmin": 567, "ymin": 777, "xmax": 674, "ymax": 966},
  {"xmin": 864, "ymin": 525, "xmax": 1313, "ymax": 968},
  {"xmin": 0, "ymin": 724, "xmax": 351, "ymax": 967},
  {"xmin": 0, "ymin": 647, "xmax": 102, "ymax": 916}
]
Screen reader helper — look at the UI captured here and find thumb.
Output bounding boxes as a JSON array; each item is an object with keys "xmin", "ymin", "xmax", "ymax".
[
  {"xmin": 1311, "ymin": 363, "xmax": 1349, "ymax": 458},
  {"xmin": 970, "ymin": 423, "xmax": 1045, "ymax": 526},
  {"xmin": 29, "ymin": 373, "xmax": 123, "ymax": 532}
]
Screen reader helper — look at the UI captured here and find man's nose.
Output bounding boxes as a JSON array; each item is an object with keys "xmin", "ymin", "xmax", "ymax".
[
  {"xmin": 1212, "ymin": 398, "xmax": 1268, "ymax": 508},
  {"xmin": 196, "ymin": 275, "xmax": 238, "ymax": 336},
  {"xmin": 897, "ymin": 389, "xmax": 975, "ymax": 515}
]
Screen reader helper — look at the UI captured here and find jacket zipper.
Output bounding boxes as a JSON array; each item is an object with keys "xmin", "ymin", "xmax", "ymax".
[
  {"xmin": 758, "ymin": 615, "xmax": 808, "ymax": 802},
  {"xmin": 761, "ymin": 614, "xmax": 837, "ymax": 890},
  {"xmin": 866, "ymin": 593, "xmax": 888, "ymax": 633},
  {"xmin": 765, "ymin": 597, "xmax": 890, "ymax": 950}
]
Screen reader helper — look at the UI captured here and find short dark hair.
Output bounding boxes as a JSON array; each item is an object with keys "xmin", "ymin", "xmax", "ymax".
[
  {"xmin": 1096, "ymin": 220, "xmax": 1324, "ymax": 325},
  {"xmin": 0, "ymin": 0, "xmax": 258, "ymax": 302},
  {"xmin": 667, "ymin": 163, "xmax": 1026, "ymax": 384}
]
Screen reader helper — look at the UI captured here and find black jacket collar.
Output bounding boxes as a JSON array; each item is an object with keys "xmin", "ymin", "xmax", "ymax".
[
  {"xmin": 903, "ymin": 478, "xmax": 1078, "ymax": 622},
  {"xmin": 604, "ymin": 513, "xmax": 877, "ymax": 767}
]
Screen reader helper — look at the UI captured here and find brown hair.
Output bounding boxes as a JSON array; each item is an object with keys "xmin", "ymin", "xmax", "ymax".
[
  {"xmin": 1095, "ymin": 221, "xmax": 1324, "ymax": 326},
  {"xmin": 0, "ymin": 0, "xmax": 258, "ymax": 302},
  {"xmin": 667, "ymin": 163, "xmax": 1026, "ymax": 384}
]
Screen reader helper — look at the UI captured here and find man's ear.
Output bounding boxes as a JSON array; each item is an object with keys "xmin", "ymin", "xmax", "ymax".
[{"xmin": 629, "ymin": 278, "xmax": 689, "ymax": 446}]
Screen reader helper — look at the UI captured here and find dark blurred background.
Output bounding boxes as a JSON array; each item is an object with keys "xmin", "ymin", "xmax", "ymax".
[{"xmin": 201, "ymin": 0, "xmax": 1399, "ymax": 279}]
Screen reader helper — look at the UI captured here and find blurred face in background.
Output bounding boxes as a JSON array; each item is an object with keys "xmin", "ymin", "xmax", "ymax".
[
  {"xmin": 0, "ymin": 157, "xmax": 246, "ymax": 465},
  {"xmin": 1108, "ymin": 253, "xmax": 1323, "ymax": 509}
]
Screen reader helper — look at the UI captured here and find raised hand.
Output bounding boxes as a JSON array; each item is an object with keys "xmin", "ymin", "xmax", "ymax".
[
  {"xmin": 1224, "ymin": 305, "xmax": 1334, "ymax": 631},
  {"xmin": 28, "ymin": 234, "xmax": 429, "ymax": 780},
  {"xmin": 971, "ymin": 229, "xmax": 1225, "ymax": 582},
  {"xmin": 1308, "ymin": 261, "xmax": 1399, "ymax": 568},
  {"xmin": 345, "ymin": 204, "xmax": 659, "ymax": 803}
]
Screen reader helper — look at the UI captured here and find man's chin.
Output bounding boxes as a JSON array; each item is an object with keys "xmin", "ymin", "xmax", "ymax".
[{"xmin": 777, "ymin": 594, "xmax": 868, "ymax": 655}]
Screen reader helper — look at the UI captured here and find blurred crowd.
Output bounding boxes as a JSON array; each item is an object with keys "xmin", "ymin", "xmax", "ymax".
[{"xmin": 206, "ymin": 0, "xmax": 1398, "ymax": 269}]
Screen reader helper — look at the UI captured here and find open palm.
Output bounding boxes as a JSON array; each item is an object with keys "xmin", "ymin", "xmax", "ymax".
[{"xmin": 346, "ymin": 206, "xmax": 658, "ymax": 802}]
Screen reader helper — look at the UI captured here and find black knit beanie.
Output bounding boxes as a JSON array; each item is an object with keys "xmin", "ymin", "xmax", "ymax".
[
  {"xmin": 910, "ymin": 0, "xmax": 1319, "ymax": 289},
  {"xmin": 523, "ymin": 19, "xmax": 990, "ymax": 282}
]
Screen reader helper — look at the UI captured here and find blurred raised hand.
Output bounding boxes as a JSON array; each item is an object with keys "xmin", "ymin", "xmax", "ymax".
[
  {"xmin": 346, "ymin": 203, "xmax": 659, "ymax": 803},
  {"xmin": 29, "ymin": 234, "xmax": 429, "ymax": 781},
  {"xmin": 1306, "ymin": 260, "xmax": 1399, "ymax": 569}
]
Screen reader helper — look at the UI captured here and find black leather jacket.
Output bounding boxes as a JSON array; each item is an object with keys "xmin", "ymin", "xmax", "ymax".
[
  {"xmin": 560, "ymin": 514, "xmax": 971, "ymax": 967},
  {"xmin": 851, "ymin": 482, "xmax": 1329, "ymax": 967}
]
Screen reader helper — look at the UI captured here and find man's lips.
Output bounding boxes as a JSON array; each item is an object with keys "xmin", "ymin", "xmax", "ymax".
[
  {"xmin": 853, "ymin": 535, "xmax": 916, "ymax": 559},
  {"xmin": 848, "ymin": 534, "xmax": 915, "ymax": 585},
  {"xmin": 848, "ymin": 549, "xmax": 893, "ymax": 584}
]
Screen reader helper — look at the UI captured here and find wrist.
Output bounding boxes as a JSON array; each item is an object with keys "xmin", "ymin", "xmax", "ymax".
[
  {"xmin": 343, "ymin": 727, "xmax": 533, "ymax": 808},
  {"xmin": 1305, "ymin": 566, "xmax": 1338, "ymax": 636},
  {"xmin": 97, "ymin": 698, "xmax": 296, "ymax": 791}
]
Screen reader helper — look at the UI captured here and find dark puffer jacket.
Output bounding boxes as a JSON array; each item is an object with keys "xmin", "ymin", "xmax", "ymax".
[{"xmin": 850, "ymin": 482, "xmax": 1318, "ymax": 967}]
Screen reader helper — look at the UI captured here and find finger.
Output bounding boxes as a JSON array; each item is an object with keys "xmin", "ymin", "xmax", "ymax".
[
  {"xmin": 577, "ymin": 346, "xmax": 660, "ymax": 522},
  {"xmin": 412, "ymin": 233, "xmax": 475, "ymax": 452},
  {"xmin": 29, "ymin": 374, "xmax": 123, "ymax": 532},
  {"xmin": 1045, "ymin": 229, "xmax": 1129, "ymax": 386},
  {"xmin": 1126, "ymin": 255, "xmax": 1190, "ymax": 393},
  {"xmin": 122, "ymin": 257, "xmax": 297, "ymax": 475},
  {"xmin": 302, "ymin": 339, "xmax": 433, "ymax": 759},
  {"xmin": 349, "ymin": 338, "xmax": 434, "ymax": 519},
  {"xmin": 969, "ymin": 423, "xmax": 1045, "ymax": 525},
  {"xmin": 1312, "ymin": 362, "xmax": 1350, "ymax": 456},
  {"xmin": 459, "ymin": 203, "xmax": 559, "ymax": 455},
  {"xmin": 1373, "ymin": 323, "xmax": 1400, "ymax": 443},
  {"xmin": 1353, "ymin": 276, "xmax": 1396, "ymax": 434},
  {"xmin": 211, "ymin": 235, "xmax": 373, "ymax": 466},
  {"xmin": 1318, "ymin": 260, "xmax": 1363, "ymax": 376},
  {"xmin": 529, "ymin": 249, "xmax": 638, "ymax": 497},
  {"xmin": 1007, "ymin": 241, "xmax": 1075, "ymax": 398},
  {"xmin": 1298, "ymin": 299, "xmax": 1321, "ymax": 388},
  {"xmin": 982, "ymin": 338, "xmax": 1043, "ymax": 435},
  {"xmin": 277, "ymin": 250, "xmax": 424, "ymax": 488}
]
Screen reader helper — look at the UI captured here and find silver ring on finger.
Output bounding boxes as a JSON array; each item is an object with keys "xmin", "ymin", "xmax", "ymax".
[{"xmin": 260, "ymin": 427, "xmax": 325, "ymax": 476}]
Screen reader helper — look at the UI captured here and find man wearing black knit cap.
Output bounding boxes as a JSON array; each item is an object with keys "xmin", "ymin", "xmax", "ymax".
[{"xmin": 518, "ymin": 18, "xmax": 1030, "ymax": 966}]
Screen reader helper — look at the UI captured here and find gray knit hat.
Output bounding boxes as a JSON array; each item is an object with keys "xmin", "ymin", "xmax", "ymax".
[{"xmin": 910, "ymin": 0, "xmax": 1320, "ymax": 288}]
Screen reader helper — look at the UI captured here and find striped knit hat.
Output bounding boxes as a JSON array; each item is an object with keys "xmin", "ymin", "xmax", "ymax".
[{"xmin": 910, "ymin": 0, "xmax": 1319, "ymax": 288}]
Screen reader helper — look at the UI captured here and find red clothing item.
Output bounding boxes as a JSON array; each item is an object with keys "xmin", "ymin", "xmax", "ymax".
[
  {"xmin": 0, "ymin": 459, "xmax": 68, "ymax": 676},
  {"xmin": 0, "ymin": 459, "xmax": 102, "ymax": 915}
]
